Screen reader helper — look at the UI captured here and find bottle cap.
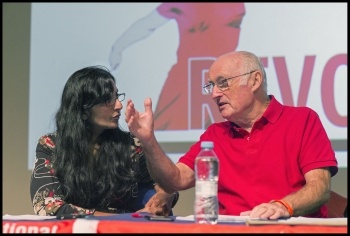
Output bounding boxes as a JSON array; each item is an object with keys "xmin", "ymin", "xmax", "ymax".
[{"xmin": 201, "ymin": 141, "xmax": 214, "ymax": 148}]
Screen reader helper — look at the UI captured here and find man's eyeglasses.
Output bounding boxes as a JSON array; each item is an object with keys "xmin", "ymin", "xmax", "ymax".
[
  {"xmin": 203, "ymin": 70, "xmax": 256, "ymax": 94},
  {"xmin": 105, "ymin": 93, "xmax": 125, "ymax": 106}
]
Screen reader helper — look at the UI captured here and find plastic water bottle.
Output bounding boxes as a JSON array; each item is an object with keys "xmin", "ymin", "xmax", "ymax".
[{"xmin": 194, "ymin": 141, "xmax": 219, "ymax": 224}]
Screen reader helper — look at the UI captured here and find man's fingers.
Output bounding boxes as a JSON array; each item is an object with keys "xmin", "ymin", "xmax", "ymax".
[{"xmin": 240, "ymin": 211, "xmax": 251, "ymax": 216}]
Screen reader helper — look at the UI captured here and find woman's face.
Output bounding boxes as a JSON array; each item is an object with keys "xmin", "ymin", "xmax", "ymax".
[{"xmin": 88, "ymin": 84, "xmax": 124, "ymax": 136}]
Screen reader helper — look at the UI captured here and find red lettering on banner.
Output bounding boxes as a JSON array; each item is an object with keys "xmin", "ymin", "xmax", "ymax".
[
  {"xmin": 3, "ymin": 223, "xmax": 58, "ymax": 233},
  {"xmin": 189, "ymin": 57, "xmax": 224, "ymax": 129},
  {"xmin": 321, "ymin": 54, "xmax": 347, "ymax": 127},
  {"xmin": 274, "ymin": 56, "xmax": 315, "ymax": 107},
  {"xmin": 189, "ymin": 54, "xmax": 347, "ymax": 128}
]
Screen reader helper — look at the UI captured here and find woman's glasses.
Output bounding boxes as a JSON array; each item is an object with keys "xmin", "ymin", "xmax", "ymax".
[{"xmin": 105, "ymin": 93, "xmax": 125, "ymax": 106}]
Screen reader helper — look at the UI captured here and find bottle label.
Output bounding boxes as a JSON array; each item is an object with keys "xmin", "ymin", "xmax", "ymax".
[{"xmin": 195, "ymin": 180, "xmax": 217, "ymax": 197}]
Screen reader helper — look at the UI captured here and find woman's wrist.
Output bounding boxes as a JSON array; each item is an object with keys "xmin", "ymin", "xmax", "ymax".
[{"xmin": 154, "ymin": 182, "xmax": 179, "ymax": 208}]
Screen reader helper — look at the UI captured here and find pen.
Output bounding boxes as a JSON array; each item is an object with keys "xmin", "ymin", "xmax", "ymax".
[{"xmin": 131, "ymin": 213, "xmax": 143, "ymax": 218}]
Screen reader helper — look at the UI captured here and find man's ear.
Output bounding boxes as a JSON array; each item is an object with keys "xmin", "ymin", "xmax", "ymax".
[{"xmin": 252, "ymin": 71, "xmax": 262, "ymax": 91}]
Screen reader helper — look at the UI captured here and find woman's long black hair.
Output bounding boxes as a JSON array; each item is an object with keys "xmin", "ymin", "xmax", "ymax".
[{"xmin": 53, "ymin": 65, "xmax": 135, "ymax": 209}]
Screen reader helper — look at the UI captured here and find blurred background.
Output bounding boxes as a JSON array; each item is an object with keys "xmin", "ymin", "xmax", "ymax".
[{"xmin": 3, "ymin": 3, "xmax": 347, "ymax": 216}]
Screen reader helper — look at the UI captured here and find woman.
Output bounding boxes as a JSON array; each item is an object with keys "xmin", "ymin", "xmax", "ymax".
[{"xmin": 30, "ymin": 65, "xmax": 178, "ymax": 216}]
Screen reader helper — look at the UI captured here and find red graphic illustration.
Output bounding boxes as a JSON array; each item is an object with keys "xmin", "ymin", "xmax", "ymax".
[{"xmin": 110, "ymin": 3, "xmax": 246, "ymax": 130}]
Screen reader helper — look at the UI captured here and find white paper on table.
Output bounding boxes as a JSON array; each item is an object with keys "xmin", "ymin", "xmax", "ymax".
[
  {"xmin": 176, "ymin": 215, "xmax": 347, "ymax": 226},
  {"xmin": 176, "ymin": 215, "xmax": 249, "ymax": 223},
  {"xmin": 247, "ymin": 216, "xmax": 348, "ymax": 226},
  {"xmin": 3, "ymin": 214, "xmax": 56, "ymax": 220}
]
